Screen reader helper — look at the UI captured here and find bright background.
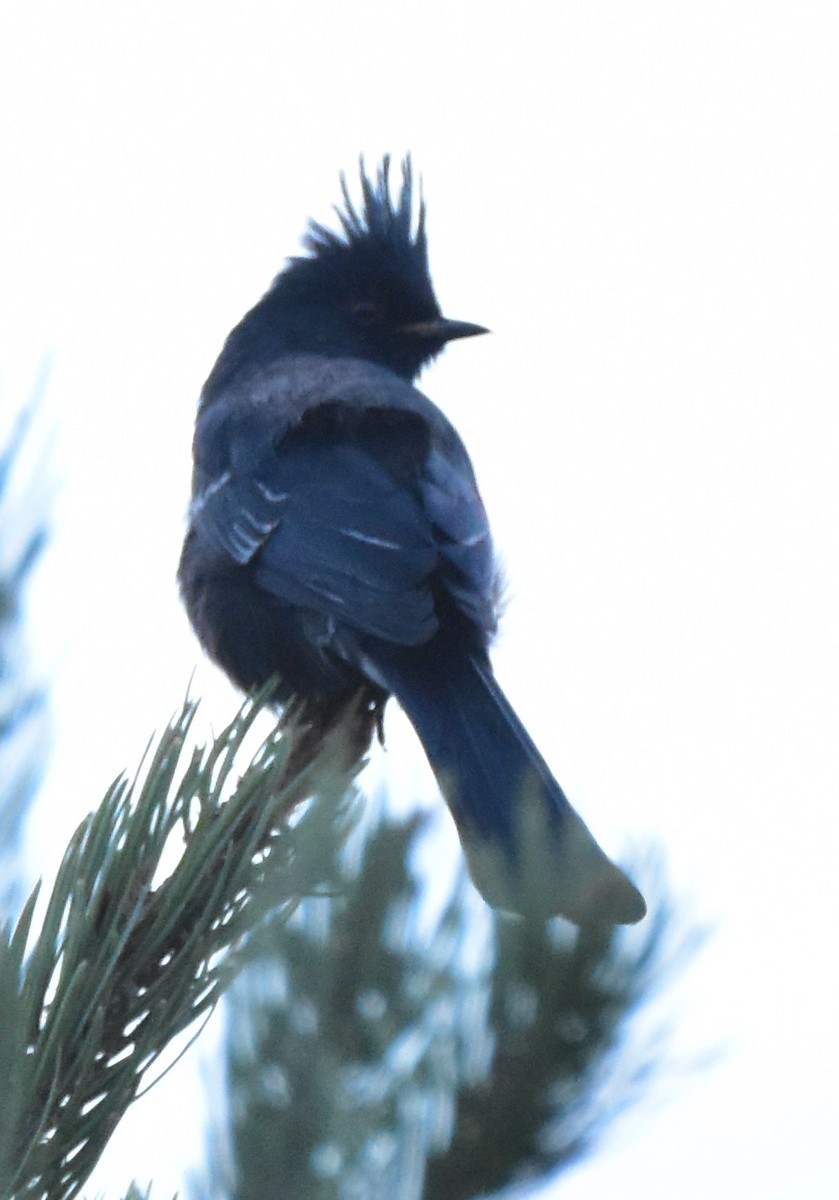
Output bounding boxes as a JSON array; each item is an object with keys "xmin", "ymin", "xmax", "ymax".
[{"xmin": 2, "ymin": 3, "xmax": 838, "ymax": 1196}]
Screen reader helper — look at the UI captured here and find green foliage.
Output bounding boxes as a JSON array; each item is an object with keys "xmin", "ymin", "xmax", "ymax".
[
  {"xmin": 0, "ymin": 697, "xmax": 364, "ymax": 1200},
  {"xmin": 198, "ymin": 821, "xmax": 686, "ymax": 1200}
]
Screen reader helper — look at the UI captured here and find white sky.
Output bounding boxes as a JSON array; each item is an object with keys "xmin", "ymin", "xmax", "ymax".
[{"xmin": 2, "ymin": 2, "xmax": 838, "ymax": 1197}]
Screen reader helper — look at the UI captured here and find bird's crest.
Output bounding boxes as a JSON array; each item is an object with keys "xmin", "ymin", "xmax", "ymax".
[{"xmin": 302, "ymin": 155, "xmax": 428, "ymax": 268}]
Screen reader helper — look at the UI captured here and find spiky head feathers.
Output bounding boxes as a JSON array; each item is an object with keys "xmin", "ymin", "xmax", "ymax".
[
  {"xmin": 206, "ymin": 156, "xmax": 482, "ymax": 391},
  {"xmin": 275, "ymin": 156, "xmax": 440, "ymax": 326},
  {"xmin": 303, "ymin": 155, "xmax": 428, "ymax": 268}
]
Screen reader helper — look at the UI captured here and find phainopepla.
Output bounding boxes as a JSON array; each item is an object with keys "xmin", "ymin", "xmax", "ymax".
[{"xmin": 179, "ymin": 157, "xmax": 645, "ymax": 926}]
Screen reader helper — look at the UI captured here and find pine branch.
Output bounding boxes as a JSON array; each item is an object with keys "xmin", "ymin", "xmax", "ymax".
[
  {"xmin": 199, "ymin": 821, "xmax": 690, "ymax": 1200},
  {"xmin": 0, "ymin": 695, "xmax": 366, "ymax": 1200}
]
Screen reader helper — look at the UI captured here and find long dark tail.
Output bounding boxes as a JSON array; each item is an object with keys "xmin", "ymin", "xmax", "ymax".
[{"xmin": 376, "ymin": 643, "xmax": 646, "ymax": 926}]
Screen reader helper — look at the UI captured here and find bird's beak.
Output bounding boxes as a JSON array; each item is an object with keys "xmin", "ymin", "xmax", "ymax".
[{"xmin": 401, "ymin": 317, "xmax": 490, "ymax": 343}]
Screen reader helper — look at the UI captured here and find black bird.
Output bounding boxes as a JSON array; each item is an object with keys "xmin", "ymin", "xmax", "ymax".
[{"xmin": 179, "ymin": 157, "xmax": 645, "ymax": 926}]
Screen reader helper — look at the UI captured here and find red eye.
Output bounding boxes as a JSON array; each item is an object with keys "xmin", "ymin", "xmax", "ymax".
[{"xmin": 350, "ymin": 300, "xmax": 382, "ymax": 324}]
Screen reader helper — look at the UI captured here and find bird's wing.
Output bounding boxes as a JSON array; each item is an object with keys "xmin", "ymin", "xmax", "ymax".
[
  {"xmin": 192, "ymin": 399, "xmax": 495, "ymax": 645},
  {"xmin": 419, "ymin": 440, "xmax": 496, "ymax": 630}
]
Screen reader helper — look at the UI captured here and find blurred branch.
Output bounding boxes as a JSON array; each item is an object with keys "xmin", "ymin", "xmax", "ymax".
[
  {"xmin": 198, "ymin": 822, "xmax": 695, "ymax": 1200},
  {"xmin": 426, "ymin": 883, "xmax": 694, "ymax": 1198},
  {"xmin": 0, "ymin": 382, "xmax": 50, "ymax": 916}
]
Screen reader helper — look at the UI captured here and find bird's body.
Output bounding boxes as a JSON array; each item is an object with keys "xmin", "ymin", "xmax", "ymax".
[{"xmin": 180, "ymin": 158, "xmax": 645, "ymax": 926}]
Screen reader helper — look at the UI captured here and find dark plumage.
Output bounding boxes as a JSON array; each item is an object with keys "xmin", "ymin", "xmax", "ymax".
[{"xmin": 179, "ymin": 157, "xmax": 645, "ymax": 926}]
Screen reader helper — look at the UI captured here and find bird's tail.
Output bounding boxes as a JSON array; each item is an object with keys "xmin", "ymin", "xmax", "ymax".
[{"xmin": 376, "ymin": 643, "xmax": 646, "ymax": 926}]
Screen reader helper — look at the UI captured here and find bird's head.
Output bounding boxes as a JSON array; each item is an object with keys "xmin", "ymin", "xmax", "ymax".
[{"xmin": 263, "ymin": 156, "xmax": 487, "ymax": 380}]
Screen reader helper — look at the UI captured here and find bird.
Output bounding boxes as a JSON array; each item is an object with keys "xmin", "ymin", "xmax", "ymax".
[{"xmin": 179, "ymin": 156, "xmax": 645, "ymax": 926}]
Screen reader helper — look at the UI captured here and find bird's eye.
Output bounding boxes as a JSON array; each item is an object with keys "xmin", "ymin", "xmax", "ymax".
[{"xmin": 349, "ymin": 300, "xmax": 383, "ymax": 325}]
